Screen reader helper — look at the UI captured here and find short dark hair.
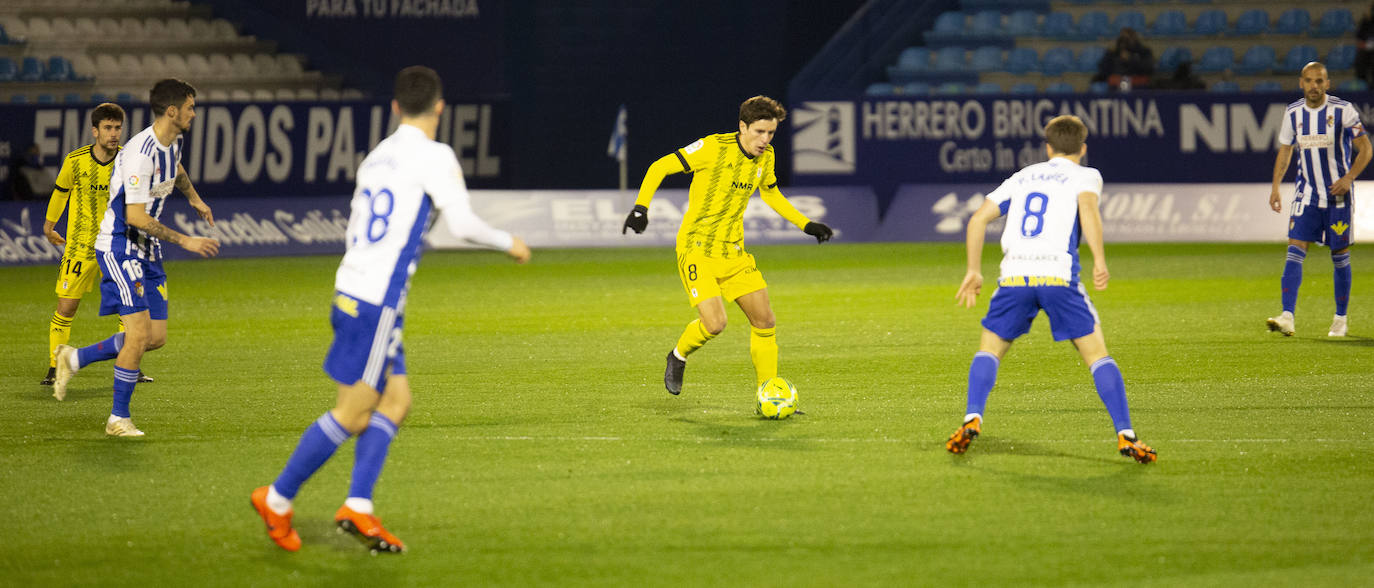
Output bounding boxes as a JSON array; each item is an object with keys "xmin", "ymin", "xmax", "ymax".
[
  {"xmin": 90, "ymin": 103, "xmax": 125, "ymax": 128},
  {"xmin": 1045, "ymin": 115, "xmax": 1087, "ymax": 156},
  {"xmin": 395, "ymin": 66, "xmax": 442, "ymax": 116},
  {"xmin": 149, "ymin": 79, "xmax": 196, "ymax": 117},
  {"xmin": 739, "ymin": 95, "xmax": 786, "ymax": 125}
]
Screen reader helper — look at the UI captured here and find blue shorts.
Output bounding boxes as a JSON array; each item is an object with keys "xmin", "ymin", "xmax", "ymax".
[
  {"xmin": 982, "ymin": 281, "xmax": 1099, "ymax": 342},
  {"xmin": 96, "ymin": 252, "xmax": 168, "ymax": 320},
  {"xmin": 1289, "ymin": 196, "xmax": 1354, "ymax": 250},
  {"xmin": 323, "ymin": 292, "xmax": 407, "ymax": 392}
]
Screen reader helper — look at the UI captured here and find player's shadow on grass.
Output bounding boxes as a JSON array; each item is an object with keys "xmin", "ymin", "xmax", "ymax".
[
  {"xmin": 948, "ymin": 440, "xmax": 1162, "ymax": 497},
  {"xmin": 1311, "ymin": 334, "xmax": 1374, "ymax": 346},
  {"xmin": 669, "ymin": 412, "xmax": 815, "ymax": 450}
]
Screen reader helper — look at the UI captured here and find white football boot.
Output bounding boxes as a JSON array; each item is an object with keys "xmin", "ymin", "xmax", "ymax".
[
  {"xmin": 52, "ymin": 344, "xmax": 79, "ymax": 401},
  {"xmin": 1328, "ymin": 315, "xmax": 1348, "ymax": 337},
  {"xmin": 105, "ymin": 416, "xmax": 145, "ymax": 437},
  {"xmin": 1266, "ymin": 311, "xmax": 1295, "ymax": 336}
]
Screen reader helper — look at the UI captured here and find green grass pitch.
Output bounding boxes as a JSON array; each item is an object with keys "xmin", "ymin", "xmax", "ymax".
[{"xmin": 2, "ymin": 242, "xmax": 1372, "ymax": 586}]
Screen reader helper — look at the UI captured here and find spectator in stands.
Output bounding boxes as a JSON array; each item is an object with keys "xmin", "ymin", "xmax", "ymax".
[
  {"xmin": 7, "ymin": 144, "xmax": 52, "ymax": 200},
  {"xmin": 1356, "ymin": 2, "xmax": 1374, "ymax": 86},
  {"xmin": 1092, "ymin": 28, "xmax": 1155, "ymax": 90},
  {"xmin": 1152, "ymin": 60, "xmax": 1205, "ymax": 91}
]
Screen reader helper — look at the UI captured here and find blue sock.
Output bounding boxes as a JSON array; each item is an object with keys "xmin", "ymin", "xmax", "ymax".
[
  {"xmin": 274, "ymin": 413, "xmax": 352, "ymax": 500},
  {"xmin": 1333, "ymin": 252, "xmax": 1351, "ymax": 316},
  {"xmin": 1281, "ymin": 245, "xmax": 1306, "ymax": 314},
  {"xmin": 349, "ymin": 413, "xmax": 399, "ymax": 501},
  {"xmin": 78, "ymin": 333, "xmax": 124, "ymax": 368},
  {"xmin": 965, "ymin": 352, "xmax": 1000, "ymax": 418},
  {"xmin": 111, "ymin": 366, "xmax": 138, "ymax": 418},
  {"xmin": 1091, "ymin": 357, "xmax": 1132, "ymax": 433}
]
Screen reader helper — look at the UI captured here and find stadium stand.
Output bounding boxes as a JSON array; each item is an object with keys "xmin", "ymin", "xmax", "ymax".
[
  {"xmin": 859, "ymin": 0, "xmax": 1366, "ymax": 95},
  {"xmin": 0, "ymin": 0, "xmax": 351, "ymax": 103}
]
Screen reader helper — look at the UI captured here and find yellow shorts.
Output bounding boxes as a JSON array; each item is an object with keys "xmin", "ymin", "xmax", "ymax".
[
  {"xmin": 54, "ymin": 255, "xmax": 101, "ymax": 299},
  {"xmin": 676, "ymin": 249, "xmax": 767, "ymax": 307}
]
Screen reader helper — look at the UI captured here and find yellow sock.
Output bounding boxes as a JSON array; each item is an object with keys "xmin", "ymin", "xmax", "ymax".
[
  {"xmin": 49, "ymin": 311, "xmax": 73, "ymax": 367},
  {"xmin": 750, "ymin": 326, "xmax": 777, "ymax": 387},
  {"xmin": 674, "ymin": 319, "xmax": 717, "ymax": 358},
  {"xmin": 118, "ymin": 317, "xmax": 126, "ymax": 333}
]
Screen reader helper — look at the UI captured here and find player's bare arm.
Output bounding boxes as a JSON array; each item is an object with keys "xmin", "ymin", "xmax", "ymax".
[
  {"xmin": 1329, "ymin": 134, "xmax": 1372, "ymax": 197},
  {"xmin": 1077, "ymin": 190, "xmax": 1109, "ymax": 290},
  {"xmin": 175, "ymin": 163, "xmax": 214, "ymax": 225},
  {"xmin": 126, "ymin": 204, "xmax": 220, "ymax": 257},
  {"xmin": 43, "ymin": 219, "xmax": 66, "ymax": 247},
  {"xmin": 1270, "ymin": 144, "xmax": 1294, "ymax": 212},
  {"xmin": 957, "ymin": 199, "xmax": 1001, "ymax": 308}
]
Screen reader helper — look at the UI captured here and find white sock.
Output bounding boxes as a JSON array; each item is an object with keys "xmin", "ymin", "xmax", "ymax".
[
  {"xmin": 672, "ymin": 348, "xmax": 686, "ymax": 361},
  {"xmin": 344, "ymin": 497, "xmax": 374, "ymax": 515},
  {"xmin": 1119, "ymin": 428, "xmax": 1136, "ymax": 439},
  {"xmin": 266, "ymin": 485, "xmax": 292, "ymax": 515},
  {"xmin": 67, "ymin": 350, "xmax": 80, "ymax": 371},
  {"xmin": 107, "ymin": 414, "xmax": 121, "ymax": 424},
  {"xmin": 964, "ymin": 413, "xmax": 981, "ymax": 424}
]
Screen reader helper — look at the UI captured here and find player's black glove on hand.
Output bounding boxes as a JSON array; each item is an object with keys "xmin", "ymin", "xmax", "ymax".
[
  {"xmin": 803, "ymin": 221, "xmax": 833, "ymax": 243},
  {"xmin": 623, "ymin": 204, "xmax": 648, "ymax": 234}
]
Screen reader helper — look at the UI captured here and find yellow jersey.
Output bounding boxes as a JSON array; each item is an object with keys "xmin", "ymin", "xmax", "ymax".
[
  {"xmin": 652, "ymin": 133, "xmax": 809, "ymax": 259},
  {"xmin": 45, "ymin": 144, "xmax": 119, "ymax": 261}
]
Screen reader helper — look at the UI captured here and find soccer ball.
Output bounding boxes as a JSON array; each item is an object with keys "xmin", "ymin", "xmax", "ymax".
[{"xmin": 756, "ymin": 377, "xmax": 798, "ymax": 420}]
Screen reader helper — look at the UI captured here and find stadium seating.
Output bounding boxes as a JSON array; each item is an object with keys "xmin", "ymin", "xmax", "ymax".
[
  {"xmin": 1041, "ymin": 47, "xmax": 1075, "ymax": 76},
  {"xmin": 1042, "ymin": 12, "xmax": 1074, "ymax": 39},
  {"xmin": 1157, "ymin": 46, "xmax": 1192, "ymax": 73},
  {"xmin": 1045, "ymin": 82, "xmax": 1074, "ymax": 94},
  {"xmin": 1327, "ymin": 45, "xmax": 1357, "ymax": 71},
  {"xmin": 934, "ymin": 47, "xmax": 966, "ymax": 72},
  {"xmin": 1337, "ymin": 79, "xmax": 1369, "ymax": 92},
  {"xmin": 1313, "ymin": 10, "xmax": 1355, "ymax": 38},
  {"xmin": 1149, "ymin": 10, "xmax": 1188, "ymax": 37},
  {"xmin": 1112, "ymin": 11, "xmax": 1145, "ymax": 34},
  {"xmin": 1231, "ymin": 10, "xmax": 1269, "ymax": 36},
  {"xmin": 973, "ymin": 81, "xmax": 1003, "ymax": 94},
  {"xmin": 1252, "ymin": 81, "xmax": 1284, "ymax": 92},
  {"xmin": 45, "ymin": 56, "xmax": 72, "ymax": 81},
  {"xmin": 62, "ymin": 92, "xmax": 82, "ymax": 103},
  {"xmin": 1209, "ymin": 80, "xmax": 1241, "ymax": 92},
  {"xmin": 1234, "ymin": 45, "xmax": 1276, "ymax": 76},
  {"xmin": 1009, "ymin": 82, "xmax": 1039, "ymax": 94},
  {"xmin": 1195, "ymin": 46, "xmax": 1234, "ymax": 73},
  {"xmin": 1007, "ymin": 10, "xmax": 1039, "ymax": 36},
  {"xmin": 1089, "ymin": 81, "xmax": 1109, "ymax": 94},
  {"xmin": 1077, "ymin": 46, "xmax": 1105, "ymax": 73},
  {"xmin": 969, "ymin": 46, "xmax": 1004, "ymax": 72},
  {"xmin": 1006, "ymin": 47, "xmax": 1039, "ymax": 74},
  {"xmin": 969, "ymin": 10, "xmax": 1002, "ymax": 38},
  {"xmin": 865, "ymin": 82, "xmax": 896, "ymax": 95},
  {"xmin": 903, "ymin": 82, "xmax": 931, "ymax": 96},
  {"xmin": 1075, "ymin": 11, "xmax": 1111, "ymax": 40},
  {"xmin": 18, "ymin": 56, "xmax": 42, "ymax": 81},
  {"xmin": 935, "ymin": 81, "xmax": 966, "ymax": 95},
  {"xmin": 1274, "ymin": 9, "xmax": 1310, "ymax": 35},
  {"xmin": 0, "ymin": 58, "xmax": 16, "ymax": 82},
  {"xmin": 925, "ymin": 12, "xmax": 965, "ymax": 43},
  {"xmin": 1277, "ymin": 45, "xmax": 1319, "ymax": 74},
  {"xmin": 1191, "ymin": 10, "xmax": 1227, "ymax": 36}
]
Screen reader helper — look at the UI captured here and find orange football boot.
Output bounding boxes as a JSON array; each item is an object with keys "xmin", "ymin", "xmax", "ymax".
[
  {"xmin": 1118, "ymin": 432, "xmax": 1158, "ymax": 464},
  {"xmin": 946, "ymin": 416, "xmax": 981, "ymax": 454},
  {"xmin": 250, "ymin": 486, "xmax": 301, "ymax": 552},
  {"xmin": 335, "ymin": 504, "xmax": 406, "ymax": 553}
]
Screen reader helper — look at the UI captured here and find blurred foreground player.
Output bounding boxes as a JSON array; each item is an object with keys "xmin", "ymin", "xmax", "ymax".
[
  {"xmin": 251, "ymin": 66, "xmax": 531, "ymax": 553},
  {"xmin": 946, "ymin": 115, "xmax": 1155, "ymax": 464}
]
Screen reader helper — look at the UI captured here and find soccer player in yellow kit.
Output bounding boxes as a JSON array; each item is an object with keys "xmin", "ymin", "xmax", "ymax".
[
  {"xmin": 39, "ymin": 104, "xmax": 152, "ymax": 386},
  {"xmin": 623, "ymin": 96, "xmax": 833, "ymax": 396}
]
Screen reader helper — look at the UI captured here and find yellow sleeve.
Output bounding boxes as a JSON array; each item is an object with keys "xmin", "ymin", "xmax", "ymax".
[
  {"xmin": 758, "ymin": 153, "xmax": 810, "ymax": 229},
  {"xmin": 633, "ymin": 152, "xmax": 690, "ymax": 208},
  {"xmin": 44, "ymin": 157, "xmax": 75, "ymax": 223}
]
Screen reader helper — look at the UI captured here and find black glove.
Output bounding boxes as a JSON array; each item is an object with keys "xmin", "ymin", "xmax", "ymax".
[
  {"xmin": 803, "ymin": 221, "xmax": 833, "ymax": 243},
  {"xmin": 623, "ymin": 204, "xmax": 648, "ymax": 234}
]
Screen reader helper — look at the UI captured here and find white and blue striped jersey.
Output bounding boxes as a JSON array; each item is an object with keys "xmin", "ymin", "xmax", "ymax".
[
  {"xmin": 94, "ymin": 125, "xmax": 183, "ymax": 261},
  {"xmin": 1279, "ymin": 95, "xmax": 1365, "ymax": 208},
  {"xmin": 985, "ymin": 158, "xmax": 1103, "ymax": 283},
  {"xmin": 336, "ymin": 124, "xmax": 513, "ymax": 307}
]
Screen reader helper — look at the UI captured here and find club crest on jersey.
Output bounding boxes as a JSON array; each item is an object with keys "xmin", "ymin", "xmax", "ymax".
[
  {"xmin": 134, "ymin": 281, "xmax": 144, "ymax": 297},
  {"xmin": 756, "ymin": 167, "xmax": 763, "ymax": 179},
  {"xmin": 683, "ymin": 139, "xmax": 704, "ymax": 154},
  {"xmin": 1332, "ymin": 221, "xmax": 1350, "ymax": 236}
]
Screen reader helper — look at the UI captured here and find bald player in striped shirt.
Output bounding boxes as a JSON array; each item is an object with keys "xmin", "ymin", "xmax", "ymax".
[
  {"xmin": 622, "ymin": 96, "xmax": 833, "ymax": 398},
  {"xmin": 1267, "ymin": 62, "xmax": 1372, "ymax": 338}
]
